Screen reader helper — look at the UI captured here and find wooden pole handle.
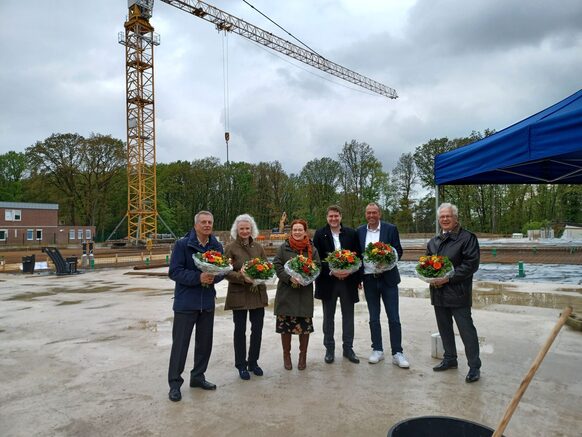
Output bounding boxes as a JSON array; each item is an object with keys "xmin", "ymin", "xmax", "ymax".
[{"xmin": 492, "ymin": 306, "xmax": 573, "ymax": 437}]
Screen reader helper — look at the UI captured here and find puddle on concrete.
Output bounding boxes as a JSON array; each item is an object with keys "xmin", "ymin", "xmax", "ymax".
[
  {"xmin": 74, "ymin": 335, "xmax": 121, "ymax": 344},
  {"xmin": 46, "ymin": 337, "xmax": 83, "ymax": 345},
  {"xmin": 5, "ymin": 291, "xmax": 56, "ymax": 301},
  {"xmin": 5, "ymin": 285, "xmax": 119, "ymax": 301},
  {"xmin": 144, "ymin": 290, "xmax": 173, "ymax": 297},
  {"xmin": 56, "ymin": 300, "xmax": 83, "ymax": 306},
  {"xmin": 123, "ymin": 287, "xmax": 159, "ymax": 293},
  {"xmin": 85, "ymin": 303, "xmax": 115, "ymax": 309},
  {"xmin": 127, "ymin": 320, "xmax": 159, "ymax": 331}
]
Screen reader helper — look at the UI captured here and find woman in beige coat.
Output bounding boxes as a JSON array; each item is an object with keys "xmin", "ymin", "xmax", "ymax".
[{"xmin": 224, "ymin": 214, "xmax": 269, "ymax": 380}]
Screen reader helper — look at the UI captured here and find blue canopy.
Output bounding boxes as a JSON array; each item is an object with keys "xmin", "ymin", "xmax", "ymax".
[{"xmin": 435, "ymin": 89, "xmax": 582, "ymax": 185}]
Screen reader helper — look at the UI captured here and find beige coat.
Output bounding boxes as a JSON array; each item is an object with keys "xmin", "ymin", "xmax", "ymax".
[{"xmin": 224, "ymin": 237, "xmax": 269, "ymax": 311}]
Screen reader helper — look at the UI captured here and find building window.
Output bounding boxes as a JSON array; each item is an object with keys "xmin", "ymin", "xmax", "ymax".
[
  {"xmin": 36, "ymin": 229, "xmax": 43, "ymax": 241},
  {"xmin": 77, "ymin": 229, "xmax": 83, "ymax": 240},
  {"xmin": 69, "ymin": 229, "xmax": 75, "ymax": 240},
  {"xmin": 0, "ymin": 229, "xmax": 6, "ymax": 241},
  {"xmin": 4, "ymin": 209, "xmax": 21, "ymax": 221},
  {"xmin": 27, "ymin": 229, "xmax": 34, "ymax": 240},
  {"xmin": 85, "ymin": 229, "xmax": 92, "ymax": 240}
]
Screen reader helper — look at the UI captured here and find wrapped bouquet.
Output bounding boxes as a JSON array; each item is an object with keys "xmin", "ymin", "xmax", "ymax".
[
  {"xmin": 242, "ymin": 257, "xmax": 276, "ymax": 286},
  {"xmin": 415, "ymin": 255, "xmax": 454, "ymax": 284},
  {"xmin": 363, "ymin": 241, "xmax": 398, "ymax": 274},
  {"xmin": 193, "ymin": 250, "xmax": 233, "ymax": 287},
  {"xmin": 284, "ymin": 255, "xmax": 321, "ymax": 286},
  {"xmin": 324, "ymin": 249, "xmax": 361, "ymax": 275}
]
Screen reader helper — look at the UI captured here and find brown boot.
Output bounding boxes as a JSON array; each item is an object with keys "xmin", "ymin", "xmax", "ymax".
[
  {"xmin": 298, "ymin": 334, "xmax": 309, "ymax": 370},
  {"xmin": 281, "ymin": 333, "xmax": 292, "ymax": 370}
]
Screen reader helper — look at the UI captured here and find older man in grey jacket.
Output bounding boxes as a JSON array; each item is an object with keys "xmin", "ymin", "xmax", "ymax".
[{"xmin": 428, "ymin": 203, "xmax": 481, "ymax": 383}]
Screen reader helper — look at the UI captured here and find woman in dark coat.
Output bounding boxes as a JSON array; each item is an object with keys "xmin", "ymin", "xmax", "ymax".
[
  {"xmin": 273, "ymin": 219, "xmax": 321, "ymax": 370},
  {"xmin": 224, "ymin": 214, "xmax": 269, "ymax": 380}
]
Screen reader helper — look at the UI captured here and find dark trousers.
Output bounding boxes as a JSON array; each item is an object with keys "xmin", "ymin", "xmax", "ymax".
[
  {"xmin": 363, "ymin": 275, "xmax": 403, "ymax": 355},
  {"xmin": 232, "ymin": 307, "xmax": 265, "ymax": 369},
  {"xmin": 434, "ymin": 305, "xmax": 481, "ymax": 369},
  {"xmin": 168, "ymin": 309, "xmax": 214, "ymax": 389},
  {"xmin": 322, "ymin": 281, "xmax": 355, "ymax": 352}
]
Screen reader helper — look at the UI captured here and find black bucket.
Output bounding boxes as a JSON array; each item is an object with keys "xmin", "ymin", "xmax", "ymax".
[{"xmin": 388, "ymin": 416, "xmax": 501, "ymax": 437}]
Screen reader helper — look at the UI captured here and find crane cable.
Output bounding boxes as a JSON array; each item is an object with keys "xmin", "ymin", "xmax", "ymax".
[
  {"xmin": 242, "ymin": 0, "xmax": 323, "ymax": 58},
  {"xmin": 222, "ymin": 30, "xmax": 230, "ymax": 164}
]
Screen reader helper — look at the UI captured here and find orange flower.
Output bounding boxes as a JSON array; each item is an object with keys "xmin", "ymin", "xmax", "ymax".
[{"xmin": 433, "ymin": 261, "xmax": 442, "ymax": 270}]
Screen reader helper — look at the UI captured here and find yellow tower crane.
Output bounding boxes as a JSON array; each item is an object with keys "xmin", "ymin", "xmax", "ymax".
[{"xmin": 119, "ymin": 0, "xmax": 398, "ymax": 244}]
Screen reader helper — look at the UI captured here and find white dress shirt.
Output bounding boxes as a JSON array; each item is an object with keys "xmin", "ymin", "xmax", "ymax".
[{"xmin": 364, "ymin": 223, "xmax": 381, "ymax": 274}]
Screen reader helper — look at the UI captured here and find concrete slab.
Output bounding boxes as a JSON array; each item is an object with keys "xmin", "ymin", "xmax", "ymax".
[{"xmin": 0, "ymin": 269, "xmax": 581, "ymax": 437}]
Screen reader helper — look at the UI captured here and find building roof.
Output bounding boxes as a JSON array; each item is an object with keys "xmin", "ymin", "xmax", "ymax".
[{"xmin": 0, "ymin": 202, "xmax": 59, "ymax": 210}]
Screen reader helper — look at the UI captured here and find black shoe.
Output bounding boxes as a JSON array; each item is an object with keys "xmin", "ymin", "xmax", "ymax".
[
  {"xmin": 433, "ymin": 360, "xmax": 458, "ymax": 371},
  {"xmin": 238, "ymin": 368, "xmax": 250, "ymax": 380},
  {"xmin": 343, "ymin": 349, "xmax": 360, "ymax": 364},
  {"xmin": 190, "ymin": 378, "xmax": 217, "ymax": 390},
  {"xmin": 248, "ymin": 364, "xmax": 263, "ymax": 376},
  {"xmin": 466, "ymin": 368, "xmax": 480, "ymax": 383},
  {"xmin": 324, "ymin": 350, "xmax": 335, "ymax": 364},
  {"xmin": 168, "ymin": 387, "xmax": 181, "ymax": 402}
]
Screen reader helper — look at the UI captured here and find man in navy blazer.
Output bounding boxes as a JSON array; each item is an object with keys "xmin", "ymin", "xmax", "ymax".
[
  {"xmin": 314, "ymin": 205, "xmax": 362, "ymax": 364},
  {"xmin": 357, "ymin": 202, "xmax": 410, "ymax": 368},
  {"xmin": 167, "ymin": 210, "xmax": 224, "ymax": 402}
]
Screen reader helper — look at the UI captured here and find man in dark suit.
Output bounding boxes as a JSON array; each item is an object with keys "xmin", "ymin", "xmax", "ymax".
[
  {"xmin": 357, "ymin": 202, "xmax": 409, "ymax": 368},
  {"xmin": 314, "ymin": 205, "xmax": 362, "ymax": 364}
]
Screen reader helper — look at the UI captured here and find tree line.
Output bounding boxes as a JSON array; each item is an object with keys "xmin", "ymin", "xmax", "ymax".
[{"xmin": 1, "ymin": 132, "xmax": 580, "ymax": 241}]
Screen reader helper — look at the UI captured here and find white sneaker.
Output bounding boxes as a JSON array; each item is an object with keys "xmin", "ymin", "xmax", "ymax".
[
  {"xmin": 368, "ymin": 350, "xmax": 385, "ymax": 364},
  {"xmin": 392, "ymin": 352, "xmax": 410, "ymax": 368}
]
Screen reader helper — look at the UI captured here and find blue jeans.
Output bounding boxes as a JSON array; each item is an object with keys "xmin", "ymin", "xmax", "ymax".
[{"xmin": 363, "ymin": 275, "xmax": 402, "ymax": 355}]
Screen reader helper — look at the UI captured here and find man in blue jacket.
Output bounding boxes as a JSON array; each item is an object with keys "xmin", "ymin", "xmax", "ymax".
[
  {"xmin": 357, "ymin": 202, "xmax": 410, "ymax": 369},
  {"xmin": 167, "ymin": 210, "xmax": 224, "ymax": 402}
]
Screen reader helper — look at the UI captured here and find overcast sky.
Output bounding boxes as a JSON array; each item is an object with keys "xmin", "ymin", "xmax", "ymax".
[{"xmin": 1, "ymin": 0, "xmax": 581, "ymax": 175}]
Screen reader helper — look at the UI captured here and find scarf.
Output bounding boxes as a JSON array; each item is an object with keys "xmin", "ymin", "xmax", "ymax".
[{"xmin": 288, "ymin": 235, "xmax": 312, "ymax": 260}]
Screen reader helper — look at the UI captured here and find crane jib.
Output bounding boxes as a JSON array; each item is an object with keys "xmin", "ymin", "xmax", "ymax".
[{"xmin": 159, "ymin": 0, "xmax": 398, "ymax": 99}]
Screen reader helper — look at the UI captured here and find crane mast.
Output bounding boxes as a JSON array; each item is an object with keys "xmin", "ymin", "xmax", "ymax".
[
  {"xmin": 119, "ymin": 0, "xmax": 397, "ymax": 243},
  {"xmin": 119, "ymin": 0, "xmax": 159, "ymax": 244}
]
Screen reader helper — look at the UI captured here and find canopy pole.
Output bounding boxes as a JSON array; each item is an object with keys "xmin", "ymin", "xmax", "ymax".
[{"xmin": 435, "ymin": 186, "xmax": 439, "ymax": 234}]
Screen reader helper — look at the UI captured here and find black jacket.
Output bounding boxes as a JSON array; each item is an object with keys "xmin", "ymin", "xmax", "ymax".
[
  {"xmin": 426, "ymin": 226, "xmax": 480, "ymax": 307},
  {"xmin": 313, "ymin": 224, "xmax": 361, "ymax": 303}
]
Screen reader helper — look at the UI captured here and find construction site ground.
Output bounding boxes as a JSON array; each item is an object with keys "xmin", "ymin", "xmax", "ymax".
[{"xmin": 1, "ymin": 268, "xmax": 581, "ymax": 437}]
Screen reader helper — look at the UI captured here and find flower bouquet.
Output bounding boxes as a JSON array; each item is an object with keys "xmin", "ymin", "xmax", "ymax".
[
  {"xmin": 242, "ymin": 257, "xmax": 276, "ymax": 286},
  {"xmin": 415, "ymin": 255, "xmax": 454, "ymax": 284},
  {"xmin": 284, "ymin": 255, "xmax": 321, "ymax": 286},
  {"xmin": 324, "ymin": 249, "xmax": 361, "ymax": 275},
  {"xmin": 363, "ymin": 241, "xmax": 398, "ymax": 274},
  {"xmin": 193, "ymin": 250, "xmax": 233, "ymax": 286}
]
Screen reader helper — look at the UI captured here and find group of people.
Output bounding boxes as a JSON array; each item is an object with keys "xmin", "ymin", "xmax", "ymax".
[{"xmin": 167, "ymin": 203, "xmax": 482, "ymax": 402}]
